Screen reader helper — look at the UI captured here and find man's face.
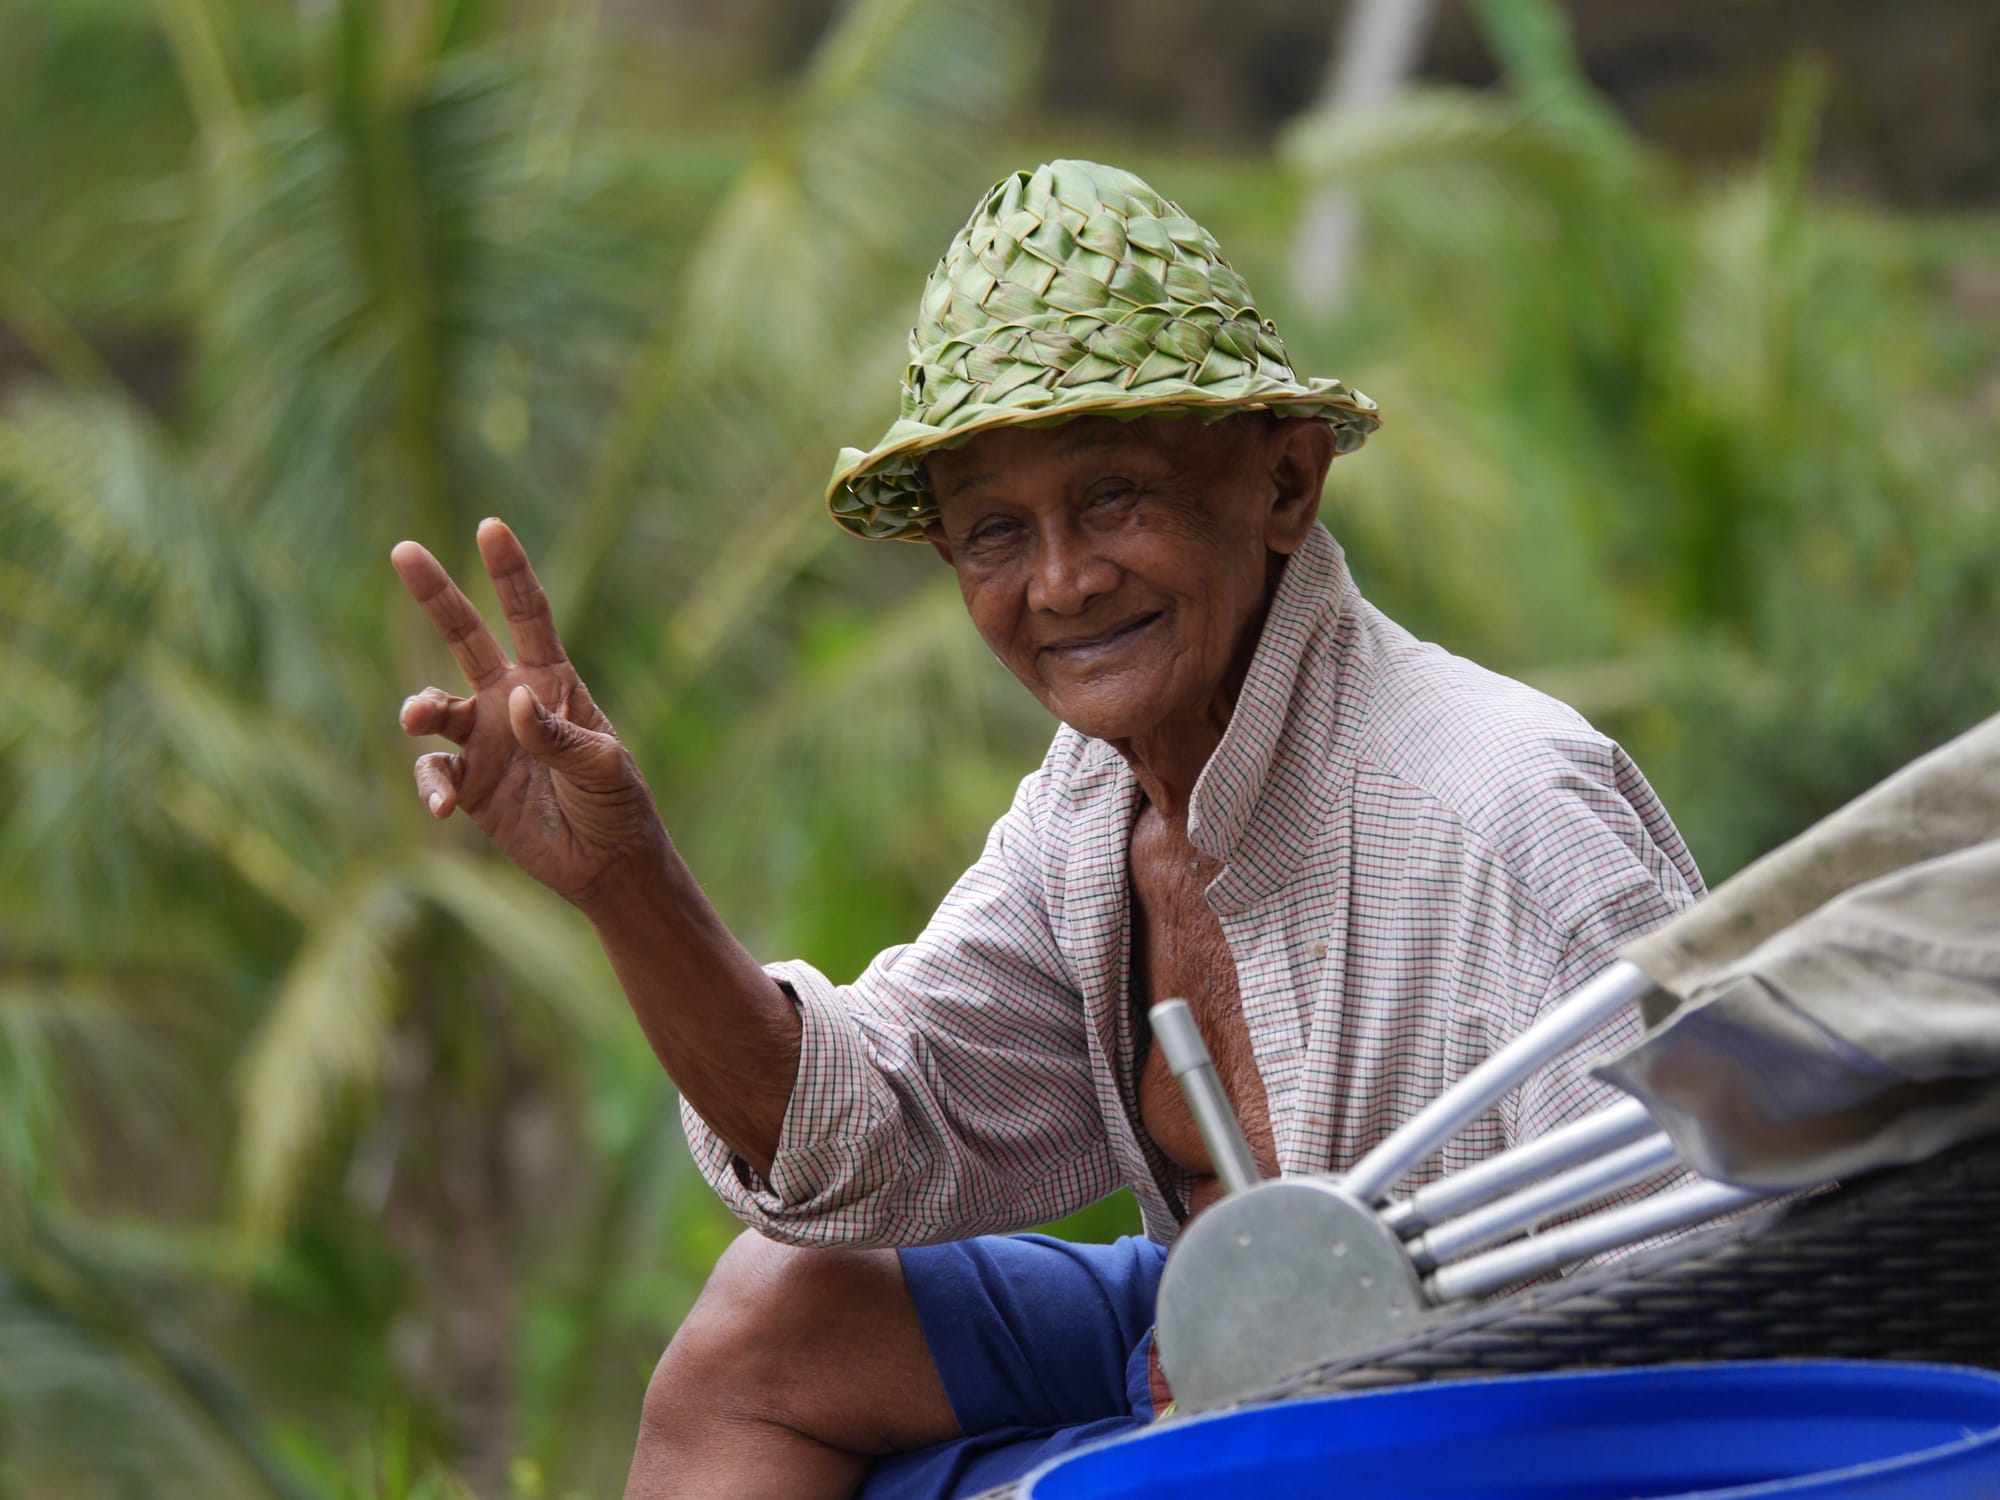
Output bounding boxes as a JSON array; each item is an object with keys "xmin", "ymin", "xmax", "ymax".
[{"xmin": 924, "ymin": 414, "xmax": 1322, "ymax": 745}]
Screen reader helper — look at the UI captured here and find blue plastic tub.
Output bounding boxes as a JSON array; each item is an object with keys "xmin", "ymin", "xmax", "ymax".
[{"xmin": 1019, "ymin": 1361, "xmax": 2000, "ymax": 1499}]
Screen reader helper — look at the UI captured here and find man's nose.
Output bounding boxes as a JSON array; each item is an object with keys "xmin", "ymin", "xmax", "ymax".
[{"xmin": 1027, "ymin": 523, "xmax": 1119, "ymax": 615}]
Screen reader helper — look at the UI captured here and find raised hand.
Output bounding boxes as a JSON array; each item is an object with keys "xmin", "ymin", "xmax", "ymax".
[{"xmin": 392, "ymin": 518, "xmax": 668, "ymax": 910}]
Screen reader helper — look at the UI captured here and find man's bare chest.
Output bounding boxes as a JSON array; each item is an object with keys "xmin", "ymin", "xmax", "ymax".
[{"xmin": 1128, "ymin": 809, "xmax": 1278, "ymax": 1193}]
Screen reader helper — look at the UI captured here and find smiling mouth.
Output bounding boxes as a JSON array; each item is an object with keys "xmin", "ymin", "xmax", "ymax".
[{"xmin": 1040, "ymin": 612, "xmax": 1164, "ymax": 663}]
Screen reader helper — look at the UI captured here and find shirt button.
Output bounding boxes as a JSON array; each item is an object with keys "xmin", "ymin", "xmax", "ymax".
[{"xmin": 1308, "ymin": 940, "xmax": 1328, "ymax": 959}]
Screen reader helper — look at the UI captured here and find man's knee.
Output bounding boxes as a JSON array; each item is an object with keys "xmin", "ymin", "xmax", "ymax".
[
  {"xmin": 646, "ymin": 1232, "xmax": 800, "ymax": 1427},
  {"xmin": 641, "ymin": 1231, "xmax": 939, "ymax": 1449}
]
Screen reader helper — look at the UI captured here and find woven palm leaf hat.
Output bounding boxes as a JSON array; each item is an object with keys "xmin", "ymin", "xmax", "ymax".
[{"xmin": 826, "ymin": 158, "xmax": 1381, "ymax": 541}]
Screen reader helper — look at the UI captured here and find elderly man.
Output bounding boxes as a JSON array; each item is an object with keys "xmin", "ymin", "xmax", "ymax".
[{"xmin": 392, "ymin": 161, "xmax": 1701, "ymax": 1498}]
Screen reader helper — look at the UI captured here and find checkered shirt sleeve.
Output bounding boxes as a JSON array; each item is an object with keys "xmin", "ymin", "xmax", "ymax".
[{"xmin": 679, "ymin": 772, "xmax": 1122, "ymax": 1247}]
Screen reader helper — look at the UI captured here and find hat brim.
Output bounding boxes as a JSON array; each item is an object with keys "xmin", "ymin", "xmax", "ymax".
[{"xmin": 825, "ymin": 372, "xmax": 1380, "ymax": 542}]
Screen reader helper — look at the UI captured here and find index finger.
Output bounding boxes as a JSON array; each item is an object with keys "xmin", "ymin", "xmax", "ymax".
[
  {"xmin": 476, "ymin": 517, "xmax": 566, "ymax": 669},
  {"xmin": 390, "ymin": 540, "xmax": 511, "ymax": 688}
]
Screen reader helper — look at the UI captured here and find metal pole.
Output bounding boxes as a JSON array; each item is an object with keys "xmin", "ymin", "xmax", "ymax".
[
  {"xmin": 1342, "ymin": 960, "xmax": 1658, "ymax": 1205},
  {"xmin": 1151, "ymin": 999, "xmax": 1263, "ymax": 1197},
  {"xmin": 1425, "ymin": 1178, "xmax": 1776, "ymax": 1303},
  {"xmin": 1408, "ymin": 1130, "xmax": 1681, "ymax": 1271},
  {"xmin": 1381, "ymin": 1096, "xmax": 1659, "ymax": 1236}
]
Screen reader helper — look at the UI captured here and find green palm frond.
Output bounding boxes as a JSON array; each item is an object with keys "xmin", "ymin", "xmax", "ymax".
[
  {"xmin": 188, "ymin": 24, "xmax": 644, "ymax": 565},
  {"xmin": 0, "ymin": 998, "xmax": 65, "ymax": 1207},
  {"xmin": 0, "ymin": 256, "xmax": 120, "ymax": 391},
  {"xmin": 0, "ymin": 969, "xmax": 218, "ymax": 1236},
  {"xmin": 0, "ymin": 1218, "xmax": 309, "ymax": 1500},
  {"xmin": 1273, "ymin": 58, "xmax": 1663, "ymax": 660},
  {"xmin": 156, "ymin": 774, "xmax": 330, "ymax": 923},
  {"xmin": 700, "ymin": 0, "xmax": 1044, "ymax": 358},
  {"xmin": 148, "ymin": 0, "xmax": 249, "ymax": 151},
  {"xmin": 1469, "ymin": 0, "xmax": 1635, "ymax": 158},
  {"xmin": 0, "ymin": 387, "xmax": 302, "ymax": 931},
  {"xmin": 233, "ymin": 869, "xmax": 418, "ymax": 1238},
  {"xmin": 406, "ymin": 850, "xmax": 619, "ymax": 1035},
  {"xmin": 284, "ymin": 1409, "xmax": 479, "ymax": 1500},
  {"xmin": 0, "ymin": 1262, "xmax": 257, "ymax": 1500},
  {"xmin": 719, "ymin": 576, "xmax": 1028, "ymax": 811},
  {"xmin": 0, "ymin": 387, "xmax": 246, "ymax": 653},
  {"xmin": 550, "ymin": 0, "xmax": 1047, "ymax": 630},
  {"xmin": 141, "ymin": 645, "xmax": 388, "ymax": 898},
  {"xmin": 615, "ymin": 318, "xmax": 917, "ymax": 729},
  {"xmin": 695, "ymin": 573, "xmax": 1044, "ymax": 950},
  {"xmin": 1282, "ymin": 85, "xmax": 1637, "ymax": 197}
]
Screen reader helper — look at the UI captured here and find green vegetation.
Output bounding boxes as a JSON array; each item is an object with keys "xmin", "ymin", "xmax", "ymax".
[{"xmin": 2, "ymin": 0, "xmax": 1995, "ymax": 1493}]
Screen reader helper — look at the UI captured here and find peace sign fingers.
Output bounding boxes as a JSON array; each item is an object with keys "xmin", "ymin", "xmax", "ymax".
[
  {"xmin": 476, "ymin": 517, "xmax": 568, "ymax": 669},
  {"xmin": 391, "ymin": 539, "xmax": 512, "ymax": 689},
  {"xmin": 391, "ymin": 521, "xmax": 665, "ymax": 908}
]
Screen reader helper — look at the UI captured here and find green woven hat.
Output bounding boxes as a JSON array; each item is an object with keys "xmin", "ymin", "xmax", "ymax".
[{"xmin": 826, "ymin": 158, "xmax": 1380, "ymax": 541}]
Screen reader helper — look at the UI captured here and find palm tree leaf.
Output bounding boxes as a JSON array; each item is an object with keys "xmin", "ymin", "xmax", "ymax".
[
  {"xmin": 405, "ymin": 850, "xmax": 619, "ymax": 1034},
  {"xmin": 549, "ymin": 0, "xmax": 1045, "ymax": 631},
  {"xmin": 0, "ymin": 1263, "xmax": 260, "ymax": 1499},
  {"xmin": 1282, "ymin": 84, "xmax": 1637, "ymax": 194},
  {"xmin": 692, "ymin": 572, "xmax": 1045, "ymax": 945},
  {"xmin": 232, "ymin": 868, "xmax": 418, "ymax": 1238},
  {"xmin": 0, "ymin": 1218, "xmax": 306, "ymax": 1500}
]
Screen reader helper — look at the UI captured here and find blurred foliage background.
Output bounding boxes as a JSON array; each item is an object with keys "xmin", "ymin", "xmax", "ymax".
[{"xmin": 1, "ymin": 0, "xmax": 1995, "ymax": 1494}]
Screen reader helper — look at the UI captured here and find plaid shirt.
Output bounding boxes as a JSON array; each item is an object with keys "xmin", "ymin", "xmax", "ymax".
[{"xmin": 683, "ymin": 524, "xmax": 1703, "ymax": 1247}]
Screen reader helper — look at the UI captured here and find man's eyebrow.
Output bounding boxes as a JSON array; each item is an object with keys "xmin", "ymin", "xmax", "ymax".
[
  {"xmin": 938, "ymin": 470, "xmax": 1002, "ymax": 500},
  {"xmin": 937, "ymin": 426, "xmax": 1157, "ymax": 501},
  {"xmin": 1052, "ymin": 425, "xmax": 1149, "ymax": 457}
]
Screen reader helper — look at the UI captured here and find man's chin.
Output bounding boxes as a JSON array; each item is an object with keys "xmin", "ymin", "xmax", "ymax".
[
  {"xmin": 1036, "ymin": 655, "xmax": 1188, "ymax": 736},
  {"xmin": 1044, "ymin": 689, "xmax": 1165, "ymax": 745}
]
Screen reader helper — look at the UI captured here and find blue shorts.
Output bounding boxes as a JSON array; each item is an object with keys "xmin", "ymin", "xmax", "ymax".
[{"xmin": 856, "ymin": 1234, "xmax": 1170, "ymax": 1500}]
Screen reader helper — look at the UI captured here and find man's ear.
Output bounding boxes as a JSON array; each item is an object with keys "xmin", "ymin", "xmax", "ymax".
[
  {"xmin": 1262, "ymin": 417, "xmax": 1335, "ymax": 555},
  {"xmin": 923, "ymin": 522, "xmax": 956, "ymax": 566}
]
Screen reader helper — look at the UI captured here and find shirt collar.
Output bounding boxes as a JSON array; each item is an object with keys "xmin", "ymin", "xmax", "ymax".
[{"xmin": 1186, "ymin": 522, "xmax": 1356, "ymax": 866}]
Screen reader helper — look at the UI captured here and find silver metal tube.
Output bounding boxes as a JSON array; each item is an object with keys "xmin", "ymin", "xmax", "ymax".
[
  {"xmin": 1381, "ymin": 1096, "xmax": 1659, "ymax": 1236},
  {"xmin": 1342, "ymin": 961, "xmax": 1657, "ymax": 1205},
  {"xmin": 1408, "ymin": 1130, "xmax": 1680, "ymax": 1271},
  {"xmin": 1150, "ymin": 999, "xmax": 1262, "ymax": 1197},
  {"xmin": 1424, "ymin": 1178, "xmax": 1775, "ymax": 1303}
]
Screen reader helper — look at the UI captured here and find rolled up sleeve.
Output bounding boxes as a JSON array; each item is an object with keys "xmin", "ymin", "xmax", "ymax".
[{"xmin": 679, "ymin": 775, "xmax": 1123, "ymax": 1247}]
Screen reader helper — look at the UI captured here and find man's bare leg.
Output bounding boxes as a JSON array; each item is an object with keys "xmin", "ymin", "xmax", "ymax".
[{"xmin": 625, "ymin": 1231, "xmax": 960, "ymax": 1500}]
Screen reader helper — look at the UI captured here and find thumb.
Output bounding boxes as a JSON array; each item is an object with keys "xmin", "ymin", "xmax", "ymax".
[{"xmin": 509, "ymin": 684, "xmax": 620, "ymax": 781}]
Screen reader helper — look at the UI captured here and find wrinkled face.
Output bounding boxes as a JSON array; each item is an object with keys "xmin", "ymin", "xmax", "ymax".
[{"xmin": 923, "ymin": 414, "xmax": 1327, "ymax": 745}]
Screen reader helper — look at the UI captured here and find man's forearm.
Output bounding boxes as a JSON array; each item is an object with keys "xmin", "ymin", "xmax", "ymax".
[{"xmin": 582, "ymin": 847, "xmax": 801, "ymax": 1180}]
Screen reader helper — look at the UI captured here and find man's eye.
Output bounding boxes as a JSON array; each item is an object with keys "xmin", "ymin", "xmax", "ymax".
[
  {"xmin": 968, "ymin": 517, "xmax": 1021, "ymax": 545},
  {"xmin": 1089, "ymin": 483, "xmax": 1135, "ymax": 508}
]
